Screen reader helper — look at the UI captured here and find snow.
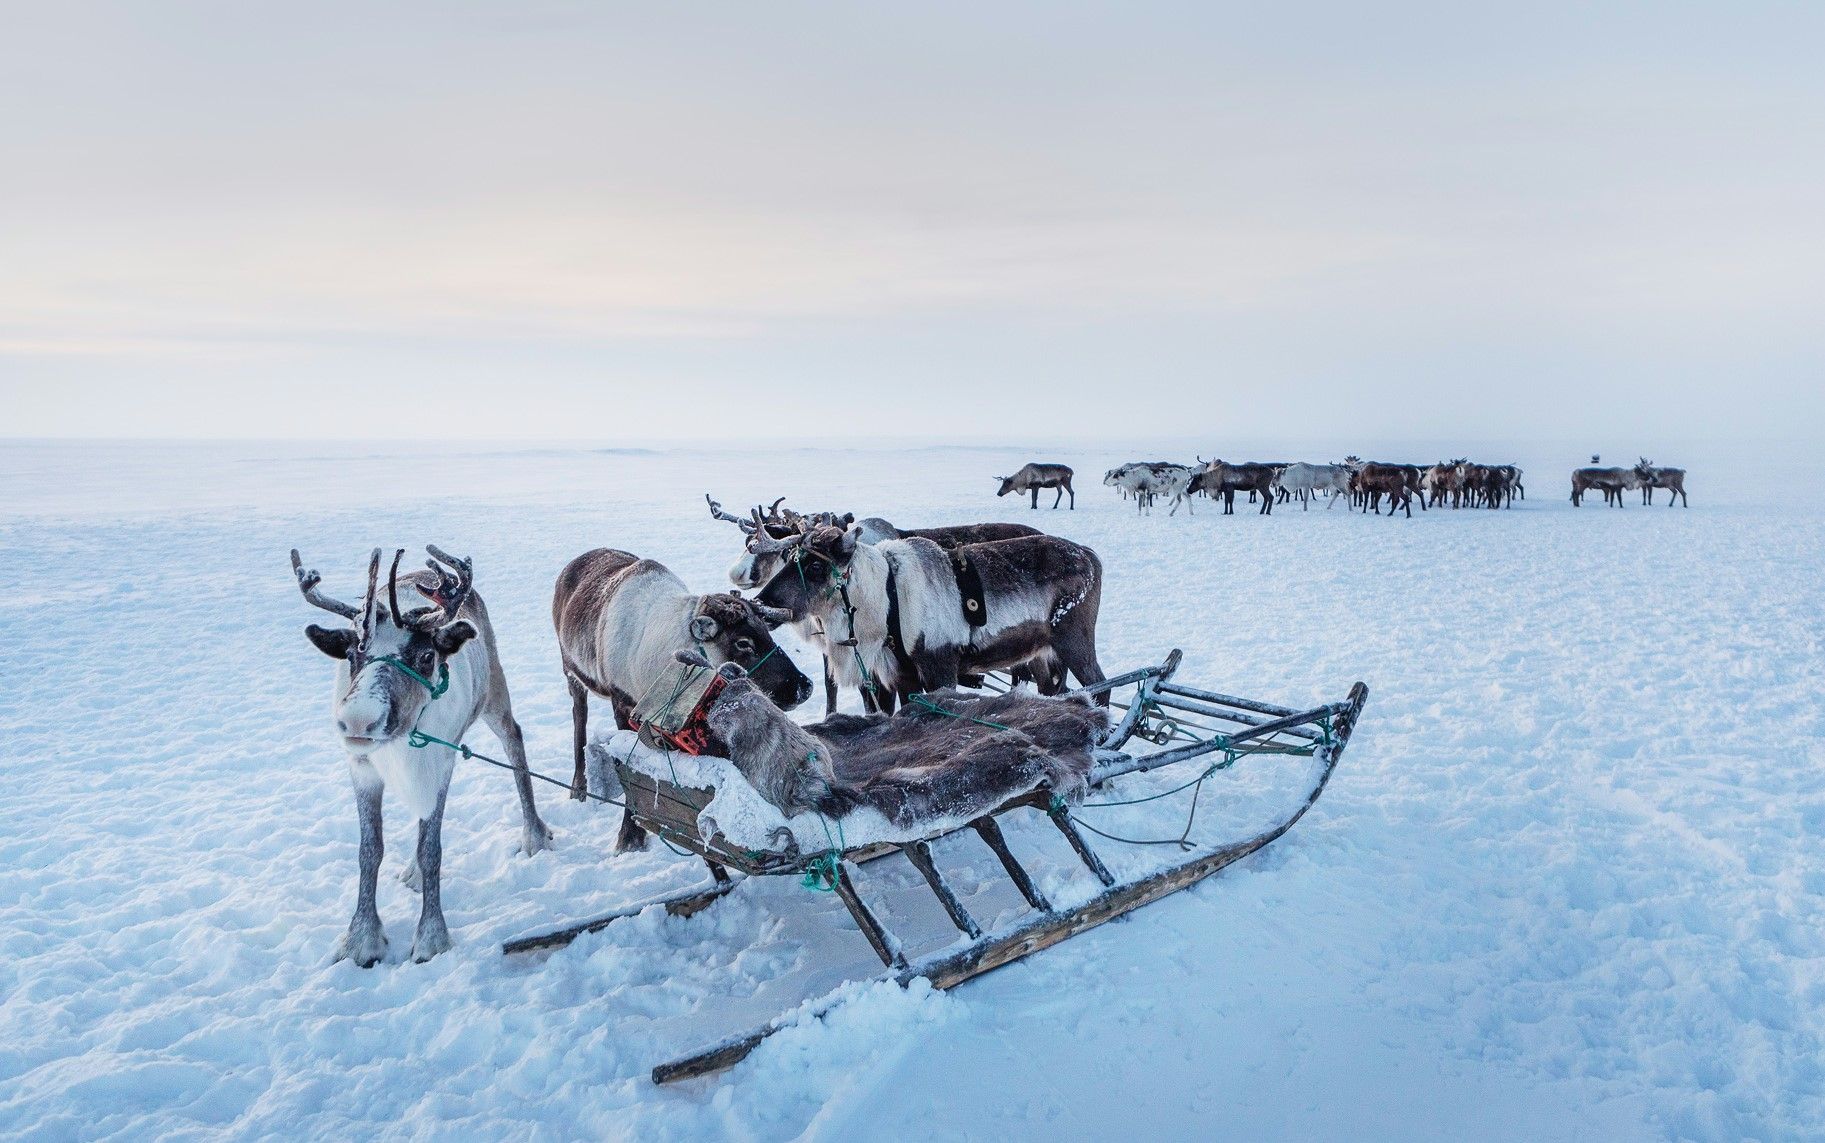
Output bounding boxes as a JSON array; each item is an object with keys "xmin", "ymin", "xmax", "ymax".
[{"xmin": 2, "ymin": 437, "xmax": 1820, "ymax": 1141}]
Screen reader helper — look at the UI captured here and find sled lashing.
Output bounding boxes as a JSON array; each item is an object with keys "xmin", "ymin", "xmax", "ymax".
[{"xmin": 501, "ymin": 650, "xmax": 1368, "ymax": 1082}]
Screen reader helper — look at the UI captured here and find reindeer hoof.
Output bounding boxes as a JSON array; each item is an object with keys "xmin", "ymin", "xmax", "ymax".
[
  {"xmin": 399, "ymin": 859, "xmax": 422, "ymax": 893},
  {"xmin": 334, "ymin": 923, "xmax": 389, "ymax": 968},
  {"xmin": 523, "ymin": 820, "xmax": 554, "ymax": 856},
  {"xmin": 410, "ymin": 920, "xmax": 452, "ymax": 963},
  {"xmin": 568, "ymin": 779, "xmax": 590, "ymax": 802}
]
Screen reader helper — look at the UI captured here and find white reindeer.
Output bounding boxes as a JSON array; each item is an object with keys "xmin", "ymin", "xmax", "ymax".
[
  {"xmin": 292, "ymin": 546, "xmax": 551, "ymax": 966},
  {"xmin": 1278, "ymin": 462, "xmax": 1354, "ymax": 509}
]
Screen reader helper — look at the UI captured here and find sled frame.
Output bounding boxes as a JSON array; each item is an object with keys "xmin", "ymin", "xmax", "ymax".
[{"xmin": 499, "ymin": 651, "xmax": 1368, "ymax": 1084}]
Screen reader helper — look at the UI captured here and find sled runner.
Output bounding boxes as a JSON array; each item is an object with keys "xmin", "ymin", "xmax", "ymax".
[{"xmin": 501, "ymin": 650, "xmax": 1367, "ymax": 1083}]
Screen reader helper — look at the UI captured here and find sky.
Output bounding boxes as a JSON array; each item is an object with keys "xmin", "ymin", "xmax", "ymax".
[{"xmin": 2, "ymin": 1, "xmax": 1821, "ymax": 443}]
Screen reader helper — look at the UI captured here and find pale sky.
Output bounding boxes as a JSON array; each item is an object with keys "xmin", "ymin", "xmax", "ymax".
[{"xmin": 2, "ymin": 2, "xmax": 1821, "ymax": 441}]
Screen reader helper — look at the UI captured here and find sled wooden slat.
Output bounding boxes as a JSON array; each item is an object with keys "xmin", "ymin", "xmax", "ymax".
[{"xmin": 501, "ymin": 876, "xmax": 737, "ymax": 956}]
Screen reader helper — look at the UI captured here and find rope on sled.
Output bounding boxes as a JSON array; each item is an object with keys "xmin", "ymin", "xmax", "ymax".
[
  {"xmin": 1063, "ymin": 711, "xmax": 1334, "ymax": 849},
  {"xmin": 904, "ymin": 692, "xmax": 1012, "ymax": 732},
  {"xmin": 800, "ymin": 769, "xmax": 846, "ymax": 893}
]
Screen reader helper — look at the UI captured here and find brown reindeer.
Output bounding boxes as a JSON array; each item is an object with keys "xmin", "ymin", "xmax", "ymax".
[
  {"xmin": 1356, "ymin": 463, "xmax": 1415, "ymax": 517},
  {"xmin": 1197, "ymin": 460, "xmax": 1278, "ymax": 515},
  {"xmin": 1635, "ymin": 459, "xmax": 1688, "ymax": 507},
  {"xmin": 1570, "ymin": 466, "xmax": 1642, "ymax": 507}
]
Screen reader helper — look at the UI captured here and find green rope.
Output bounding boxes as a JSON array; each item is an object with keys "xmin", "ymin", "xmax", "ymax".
[
  {"xmin": 374, "ymin": 656, "xmax": 450, "ymax": 698},
  {"xmin": 407, "ymin": 729, "xmax": 624, "ymax": 807},
  {"xmin": 905, "ymin": 692, "xmax": 1011, "ymax": 731},
  {"xmin": 800, "ymin": 752, "xmax": 846, "ymax": 892}
]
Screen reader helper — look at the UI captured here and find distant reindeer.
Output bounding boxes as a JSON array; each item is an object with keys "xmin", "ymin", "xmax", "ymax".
[
  {"xmin": 1571, "ymin": 466, "xmax": 1642, "ymax": 507},
  {"xmin": 1355, "ymin": 463, "xmax": 1415, "ymax": 517},
  {"xmin": 553, "ymin": 548, "xmax": 812, "ymax": 849},
  {"xmin": 1635, "ymin": 458, "xmax": 1688, "ymax": 507},
  {"xmin": 1104, "ymin": 462, "xmax": 1189, "ymax": 515},
  {"xmin": 291, "ymin": 546, "xmax": 552, "ymax": 966},
  {"xmin": 1278, "ymin": 462, "xmax": 1354, "ymax": 509},
  {"xmin": 1193, "ymin": 460, "xmax": 1278, "ymax": 515},
  {"xmin": 997, "ymin": 463, "xmax": 1075, "ymax": 509}
]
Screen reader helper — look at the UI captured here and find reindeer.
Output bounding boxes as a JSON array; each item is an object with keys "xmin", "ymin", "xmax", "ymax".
[
  {"xmin": 1423, "ymin": 460, "xmax": 1465, "ymax": 507},
  {"xmin": 752, "ymin": 524, "xmax": 1108, "ymax": 713},
  {"xmin": 1103, "ymin": 462, "xmax": 1189, "ymax": 515},
  {"xmin": 1635, "ymin": 459, "xmax": 1688, "ymax": 507},
  {"xmin": 1353, "ymin": 463, "xmax": 1415, "ymax": 517},
  {"xmin": 1275, "ymin": 462, "xmax": 1354, "ymax": 509},
  {"xmin": 707, "ymin": 496, "xmax": 1039, "ymax": 714},
  {"xmin": 1194, "ymin": 460, "xmax": 1278, "ymax": 515},
  {"xmin": 291, "ymin": 546, "xmax": 551, "ymax": 967},
  {"xmin": 1570, "ymin": 466, "xmax": 1642, "ymax": 506},
  {"xmin": 553, "ymin": 547, "xmax": 810, "ymax": 849},
  {"xmin": 996, "ymin": 463, "xmax": 1075, "ymax": 509}
]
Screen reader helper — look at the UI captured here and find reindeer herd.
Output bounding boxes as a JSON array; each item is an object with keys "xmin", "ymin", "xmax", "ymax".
[{"xmin": 1092, "ymin": 455, "xmax": 1687, "ymax": 517}]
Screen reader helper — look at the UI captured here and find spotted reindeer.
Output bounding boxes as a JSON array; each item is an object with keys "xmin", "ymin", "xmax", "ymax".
[
  {"xmin": 707, "ymin": 495, "xmax": 1038, "ymax": 714},
  {"xmin": 752, "ymin": 523, "xmax": 1108, "ymax": 711}
]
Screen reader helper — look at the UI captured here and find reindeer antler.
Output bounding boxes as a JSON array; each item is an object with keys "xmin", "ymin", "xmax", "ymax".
[
  {"xmin": 386, "ymin": 549, "xmax": 406, "ymax": 627},
  {"xmin": 706, "ymin": 494, "xmax": 758, "ymax": 534},
  {"xmin": 405, "ymin": 544, "xmax": 474, "ymax": 628},
  {"xmin": 290, "ymin": 549, "xmax": 363, "ymax": 620},
  {"xmin": 746, "ymin": 525, "xmax": 807, "ymax": 556},
  {"xmin": 357, "ymin": 548, "xmax": 383, "ymax": 645}
]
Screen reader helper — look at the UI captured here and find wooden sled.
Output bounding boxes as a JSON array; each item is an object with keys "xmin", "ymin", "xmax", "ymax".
[{"xmin": 501, "ymin": 650, "xmax": 1368, "ymax": 1083}]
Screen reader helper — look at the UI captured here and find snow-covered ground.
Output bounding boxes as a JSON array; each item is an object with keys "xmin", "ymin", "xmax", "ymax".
[{"xmin": 2, "ymin": 438, "xmax": 1820, "ymax": 1141}]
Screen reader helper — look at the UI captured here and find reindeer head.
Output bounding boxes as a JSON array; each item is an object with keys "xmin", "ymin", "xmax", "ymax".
[
  {"xmin": 708, "ymin": 494, "xmax": 830, "ymax": 590},
  {"xmin": 752, "ymin": 524, "xmax": 860, "ymax": 621},
  {"xmin": 686, "ymin": 590, "xmax": 812, "ymax": 711},
  {"xmin": 995, "ymin": 475, "xmax": 1015, "ymax": 497},
  {"xmin": 292, "ymin": 545, "xmax": 479, "ymax": 754}
]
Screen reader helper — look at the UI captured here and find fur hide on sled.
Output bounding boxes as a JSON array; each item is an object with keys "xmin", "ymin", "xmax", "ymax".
[{"xmin": 691, "ymin": 658, "xmax": 1108, "ymax": 827}]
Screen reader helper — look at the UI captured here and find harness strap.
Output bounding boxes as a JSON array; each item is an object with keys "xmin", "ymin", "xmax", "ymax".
[
  {"xmin": 950, "ymin": 550, "xmax": 988, "ymax": 630},
  {"xmin": 882, "ymin": 554, "xmax": 918, "ymax": 684}
]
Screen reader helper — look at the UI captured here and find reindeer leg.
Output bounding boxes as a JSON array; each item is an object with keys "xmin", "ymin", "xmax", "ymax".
[
  {"xmin": 914, "ymin": 650, "xmax": 961, "ymax": 693},
  {"xmin": 823, "ymin": 655, "xmax": 838, "ymax": 716},
  {"xmin": 483, "ymin": 700, "xmax": 552, "ymax": 856},
  {"xmin": 1031, "ymin": 487, "xmax": 1039, "ymax": 510},
  {"xmin": 1068, "ymin": 483, "xmax": 1075, "ymax": 509},
  {"xmin": 335, "ymin": 772, "xmax": 388, "ymax": 967},
  {"xmin": 410, "ymin": 786, "xmax": 452, "ymax": 963},
  {"xmin": 609, "ymin": 694, "xmax": 649, "ymax": 852},
  {"xmin": 1059, "ymin": 632, "xmax": 1109, "ymax": 707},
  {"xmin": 567, "ymin": 674, "xmax": 591, "ymax": 801}
]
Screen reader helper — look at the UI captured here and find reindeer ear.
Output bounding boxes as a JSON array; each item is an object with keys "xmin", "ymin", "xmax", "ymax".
[
  {"xmin": 305, "ymin": 624, "xmax": 357, "ymax": 659},
  {"xmin": 839, "ymin": 527, "xmax": 860, "ymax": 555},
  {"xmin": 433, "ymin": 620, "xmax": 477, "ymax": 656},
  {"xmin": 690, "ymin": 613, "xmax": 721, "ymax": 641}
]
